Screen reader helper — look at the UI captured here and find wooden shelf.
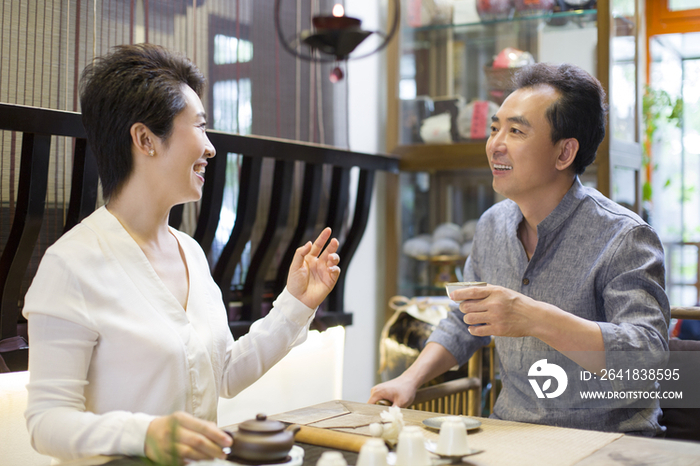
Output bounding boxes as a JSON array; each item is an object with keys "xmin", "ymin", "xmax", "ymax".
[
  {"xmin": 393, "ymin": 142, "xmax": 491, "ymax": 172},
  {"xmin": 407, "ymin": 9, "xmax": 598, "ymax": 33},
  {"xmin": 384, "ymin": 0, "xmax": 646, "ymax": 308}
]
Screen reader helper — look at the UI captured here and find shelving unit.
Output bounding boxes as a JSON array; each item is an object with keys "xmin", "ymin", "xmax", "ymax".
[{"xmin": 384, "ymin": 0, "xmax": 646, "ymax": 306}]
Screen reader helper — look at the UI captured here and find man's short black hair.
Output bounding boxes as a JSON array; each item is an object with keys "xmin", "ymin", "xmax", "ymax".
[
  {"xmin": 79, "ymin": 44, "xmax": 205, "ymax": 199},
  {"xmin": 513, "ymin": 63, "xmax": 608, "ymax": 175}
]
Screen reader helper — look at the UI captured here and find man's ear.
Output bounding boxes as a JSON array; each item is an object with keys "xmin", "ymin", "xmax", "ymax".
[
  {"xmin": 556, "ymin": 138, "xmax": 579, "ymax": 172},
  {"xmin": 129, "ymin": 122, "xmax": 155, "ymax": 157}
]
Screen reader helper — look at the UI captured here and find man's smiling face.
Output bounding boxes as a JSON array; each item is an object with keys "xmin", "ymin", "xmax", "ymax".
[{"xmin": 486, "ymin": 85, "xmax": 569, "ymax": 204}]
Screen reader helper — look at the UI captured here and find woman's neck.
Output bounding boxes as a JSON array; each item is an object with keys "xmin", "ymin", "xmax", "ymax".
[{"xmin": 105, "ymin": 187, "xmax": 172, "ymax": 248}]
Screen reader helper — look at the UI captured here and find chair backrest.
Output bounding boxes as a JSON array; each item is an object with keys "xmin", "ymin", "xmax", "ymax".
[
  {"xmin": 0, "ymin": 102, "xmax": 400, "ymax": 372},
  {"xmin": 378, "ymin": 296, "xmax": 494, "ymax": 417},
  {"xmin": 379, "ymin": 306, "xmax": 699, "ymax": 424},
  {"xmin": 409, "ymin": 344, "xmax": 493, "ymax": 418},
  {"xmin": 660, "ymin": 306, "xmax": 700, "ymax": 441},
  {"xmin": 671, "ymin": 307, "xmax": 700, "ymax": 320}
]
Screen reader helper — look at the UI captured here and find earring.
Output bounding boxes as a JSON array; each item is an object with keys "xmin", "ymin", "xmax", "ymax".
[{"xmin": 148, "ymin": 149, "xmax": 155, "ymax": 157}]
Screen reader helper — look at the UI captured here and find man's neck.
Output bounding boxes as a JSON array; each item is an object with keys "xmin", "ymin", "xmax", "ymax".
[
  {"xmin": 519, "ymin": 177, "xmax": 575, "ymax": 225},
  {"xmin": 518, "ymin": 219, "xmax": 537, "ymax": 260},
  {"xmin": 515, "ymin": 176, "xmax": 576, "ymax": 259}
]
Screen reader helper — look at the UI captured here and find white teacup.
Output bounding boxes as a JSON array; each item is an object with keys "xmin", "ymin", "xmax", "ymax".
[
  {"xmin": 395, "ymin": 426, "xmax": 431, "ymax": 466},
  {"xmin": 445, "ymin": 282, "xmax": 487, "ymax": 302},
  {"xmin": 435, "ymin": 416, "xmax": 470, "ymax": 456},
  {"xmin": 356, "ymin": 438, "xmax": 389, "ymax": 466},
  {"xmin": 316, "ymin": 451, "xmax": 348, "ymax": 466}
]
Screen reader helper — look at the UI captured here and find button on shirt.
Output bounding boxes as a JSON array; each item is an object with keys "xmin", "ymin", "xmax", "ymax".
[{"xmin": 428, "ymin": 178, "xmax": 670, "ymax": 435}]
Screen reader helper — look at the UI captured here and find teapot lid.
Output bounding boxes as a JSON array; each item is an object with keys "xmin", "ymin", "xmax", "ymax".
[{"xmin": 239, "ymin": 414, "xmax": 286, "ymax": 433}]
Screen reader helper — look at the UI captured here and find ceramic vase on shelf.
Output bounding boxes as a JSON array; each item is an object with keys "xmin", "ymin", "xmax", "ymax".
[
  {"xmin": 513, "ymin": 0, "xmax": 555, "ymax": 16},
  {"xmin": 476, "ymin": 0, "xmax": 513, "ymax": 21}
]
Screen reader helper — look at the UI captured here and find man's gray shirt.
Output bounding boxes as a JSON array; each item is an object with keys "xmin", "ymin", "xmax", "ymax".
[{"xmin": 427, "ymin": 178, "xmax": 670, "ymax": 435}]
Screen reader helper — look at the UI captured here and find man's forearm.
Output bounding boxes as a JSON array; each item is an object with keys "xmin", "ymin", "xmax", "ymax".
[
  {"xmin": 402, "ymin": 342, "xmax": 460, "ymax": 389},
  {"xmin": 530, "ymin": 301, "xmax": 606, "ymax": 373}
]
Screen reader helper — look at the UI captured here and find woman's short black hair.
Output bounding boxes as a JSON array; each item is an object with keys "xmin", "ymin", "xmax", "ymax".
[
  {"xmin": 513, "ymin": 63, "xmax": 608, "ymax": 175},
  {"xmin": 79, "ymin": 44, "xmax": 205, "ymax": 199}
]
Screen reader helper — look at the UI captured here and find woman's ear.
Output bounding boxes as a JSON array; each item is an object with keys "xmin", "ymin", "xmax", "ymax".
[
  {"xmin": 129, "ymin": 122, "xmax": 155, "ymax": 157},
  {"xmin": 556, "ymin": 138, "xmax": 579, "ymax": 172}
]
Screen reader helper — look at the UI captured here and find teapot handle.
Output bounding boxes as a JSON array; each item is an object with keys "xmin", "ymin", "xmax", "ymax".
[{"xmin": 222, "ymin": 430, "xmax": 235, "ymax": 456}]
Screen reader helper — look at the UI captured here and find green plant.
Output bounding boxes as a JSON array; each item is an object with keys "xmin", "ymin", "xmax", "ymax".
[
  {"xmin": 642, "ymin": 85, "xmax": 683, "ymax": 202},
  {"xmin": 141, "ymin": 418, "xmax": 182, "ymax": 466}
]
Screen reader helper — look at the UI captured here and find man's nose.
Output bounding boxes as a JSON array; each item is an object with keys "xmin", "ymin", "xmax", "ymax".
[{"xmin": 488, "ymin": 130, "xmax": 505, "ymax": 152}]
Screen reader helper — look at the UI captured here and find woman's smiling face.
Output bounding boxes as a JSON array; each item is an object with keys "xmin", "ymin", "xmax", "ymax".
[
  {"xmin": 486, "ymin": 85, "xmax": 568, "ymax": 203},
  {"xmin": 151, "ymin": 85, "xmax": 216, "ymax": 205}
]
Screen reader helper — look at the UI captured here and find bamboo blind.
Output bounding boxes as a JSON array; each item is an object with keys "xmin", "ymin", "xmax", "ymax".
[{"xmin": 0, "ymin": 0, "xmax": 348, "ymax": 314}]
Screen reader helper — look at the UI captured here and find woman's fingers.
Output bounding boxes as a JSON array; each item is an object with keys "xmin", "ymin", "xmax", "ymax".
[
  {"xmin": 290, "ymin": 230, "xmax": 338, "ymax": 274},
  {"xmin": 327, "ymin": 252, "xmax": 340, "ymax": 267},
  {"xmin": 290, "ymin": 241, "xmax": 312, "ymax": 273},
  {"xmin": 176, "ymin": 430, "xmax": 227, "ymax": 461},
  {"xmin": 309, "ymin": 227, "xmax": 332, "ymax": 258},
  {"xmin": 146, "ymin": 412, "xmax": 231, "ymax": 463},
  {"xmin": 317, "ymin": 242, "xmax": 339, "ymax": 272},
  {"xmin": 175, "ymin": 412, "xmax": 231, "ymax": 454},
  {"xmin": 319, "ymin": 237, "xmax": 339, "ymax": 262}
]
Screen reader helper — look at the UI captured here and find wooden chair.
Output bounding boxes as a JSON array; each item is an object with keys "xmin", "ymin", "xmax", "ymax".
[
  {"xmin": 387, "ymin": 306, "xmax": 700, "ymax": 426},
  {"xmin": 670, "ymin": 306, "xmax": 700, "ymax": 321},
  {"xmin": 0, "ymin": 102, "xmax": 399, "ymax": 372},
  {"xmin": 409, "ymin": 340, "xmax": 497, "ymax": 417},
  {"xmin": 378, "ymin": 296, "xmax": 499, "ymax": 418},
  {"xmin": 661, "ymin": 306, "xmax": 700, "ymax": 441},
  {"xmin": 379, "ymin": 339, "xmax": 497, "ymax": 418}
]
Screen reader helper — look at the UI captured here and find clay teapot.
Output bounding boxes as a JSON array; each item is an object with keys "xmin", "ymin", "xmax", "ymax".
[{"xmin": 226, "ymin": 413, "xmax": 301, "ymax": 463}]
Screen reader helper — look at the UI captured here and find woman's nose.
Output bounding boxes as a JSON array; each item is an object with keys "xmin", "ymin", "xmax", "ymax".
[{"xmin": 205, "ymin": 134, "xmax": 216, "ymax": 158}]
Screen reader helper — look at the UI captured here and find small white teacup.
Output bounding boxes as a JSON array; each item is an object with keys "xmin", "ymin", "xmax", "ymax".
[
  {"xmin": 435, "ymin": 416, "xmax": 470, "ymax": 456},
  {"xmin": 316, "ymin": 451, "xmax": 348, "ymax": 466},
  {"xmin": 395, "ymin": 426, "xmax": 431, "ymax": 466},
  {"xmin": 356, "ymin": 438, "xmax": 389, "ymax": 466},
  {"xmin": 445, "ymin": 282, "xmax": 487, "ymax": 302}
]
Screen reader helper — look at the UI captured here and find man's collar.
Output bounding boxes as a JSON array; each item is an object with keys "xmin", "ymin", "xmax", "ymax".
[{"xmin": 534, "ymin": 177, "xmax": 585, "ymax": 236}]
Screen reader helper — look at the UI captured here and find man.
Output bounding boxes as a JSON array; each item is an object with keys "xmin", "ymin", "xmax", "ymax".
[{"xmin": 369, "ymin": 63, "xmax": 670, "ymax": 435}]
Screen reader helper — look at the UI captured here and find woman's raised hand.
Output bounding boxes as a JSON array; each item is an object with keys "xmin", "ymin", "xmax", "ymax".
[{"xmin": 286, "ymin": 227, "xmax": 341, "ymax": 309}]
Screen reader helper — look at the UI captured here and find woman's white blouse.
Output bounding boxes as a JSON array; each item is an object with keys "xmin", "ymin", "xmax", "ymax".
[{"xmin": 22, "ymin": 207, "xmax": 316, "ymax": 461}]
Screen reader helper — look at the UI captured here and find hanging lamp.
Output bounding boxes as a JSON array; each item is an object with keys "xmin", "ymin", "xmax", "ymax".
[{"xmin": 274, "ymin": 0, "xmax": 400, "ymax": 82}]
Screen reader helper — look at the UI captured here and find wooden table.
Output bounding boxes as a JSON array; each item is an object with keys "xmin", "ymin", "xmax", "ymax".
[
  {"xmin": 67, "ymin": 400, "xmax": 700, "ymax": 466},
  {"xmin": 258, "ymin": 400, "xmax": 700, "ymax": 466}
]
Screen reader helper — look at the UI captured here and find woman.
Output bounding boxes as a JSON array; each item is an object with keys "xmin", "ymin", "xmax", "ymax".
[{"xmin": 23, "ymin": 44, "xmax": 341, "ymax": 464}]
